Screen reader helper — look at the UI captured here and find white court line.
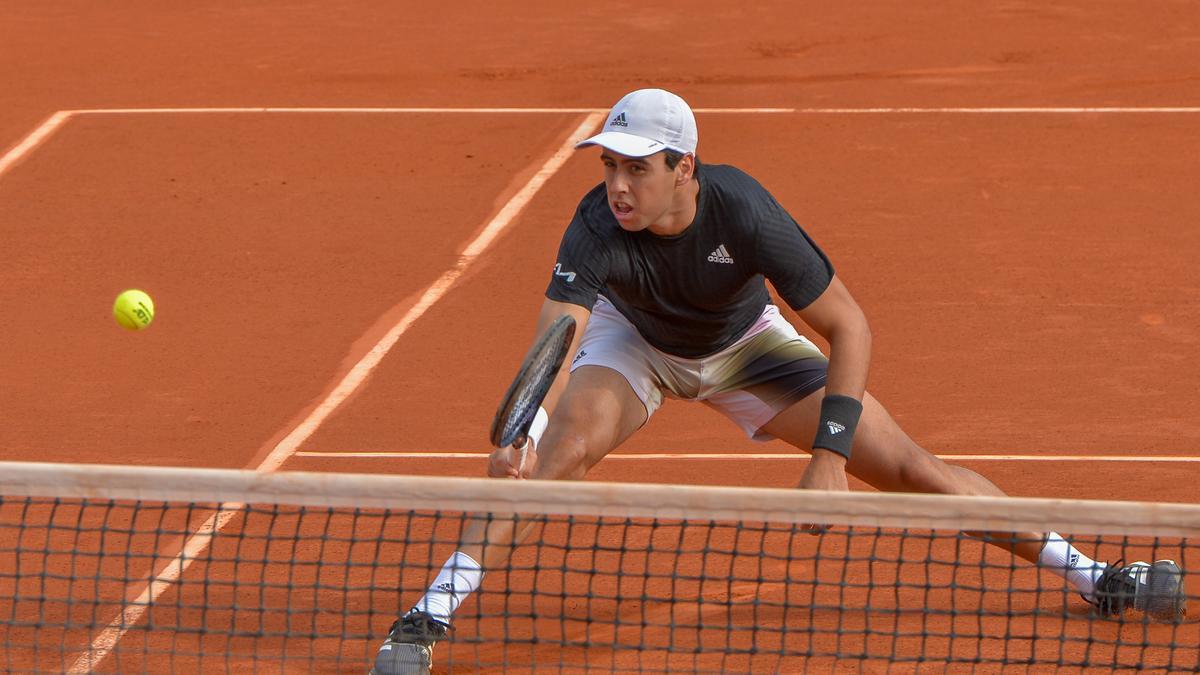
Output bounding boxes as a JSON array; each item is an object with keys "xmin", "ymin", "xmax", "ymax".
[
  {"xmin": 294, "ymin": 451, "xmax": 1200, "ymax": 463},
  {"xmin": 7, "ymin": 105, "xmax": 1200, "ymax": 183},
  {"xmin": 0, "ymin": 111, "xmax": 73, "ymax": 179},
  {"xmin": 66, "ymin": 507, "xmax": 244, "ymax": 673},
  {"xmin": 68, "ymin": 106, "xmax": 1200, "ymax": 115},
  {"xmin": 257, "ymin": 110, "xmax": 598, "ymax": 471},
  {"xmin": 70, "ymin": 107, "xmax": 797, "ymax": 114},
  {"xmin": 787, "ymin": 107, "xmax": 1200, "ymax": 114},
  {"xmin": 68, "ymin": 111, "xmax": 607, "ymax": 675},
  {"xmin": 0, "ymin": 106, "xmax": 801, "ymax": 182},
  {"xmin": 9, "ymin": 105, "xmax": 1196, "ymax": 186}
]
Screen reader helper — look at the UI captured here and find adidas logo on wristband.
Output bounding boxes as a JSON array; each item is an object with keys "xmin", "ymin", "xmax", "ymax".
[{"xmin": 826, "ymin": 421, "xmax": 846, "ymax": 435}]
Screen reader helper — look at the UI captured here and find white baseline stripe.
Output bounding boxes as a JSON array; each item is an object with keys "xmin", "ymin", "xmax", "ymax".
[
  {"xmin": 68, "ymin": 106, "xmax": 1200, "ymax": 116},
  {"xmin": 68, "ymin": 111, "xmax": 607, "ymax": 674},
  {"xmin": 791, "ymin": 107, "xmax": 1200, "ymax": 114},
  {"xmin": 294, "ymin": 451, "xmax": 1200, "ymax": 463},
  {"xmin": 70, "ymin": 107, "xmax": 796, "ymax": 115},
  {"xmin": 0, "ymin": 111, "xmax": 73, "ymax": 179}
]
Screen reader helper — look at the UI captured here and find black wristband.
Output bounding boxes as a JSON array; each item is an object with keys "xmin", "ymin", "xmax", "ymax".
[{"xmin": 811, "ymin": 394, "xmax": 863, "ymax": 460}]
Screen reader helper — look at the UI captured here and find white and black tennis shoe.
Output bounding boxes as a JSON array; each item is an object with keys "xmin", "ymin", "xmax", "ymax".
[
  {"xmin": 370, "ymin": 611, "xmax": 449, "ymax": 675},
  {"xmin": 1087, "ymin": 559, "xmax": 1187, "ymax": 622}
]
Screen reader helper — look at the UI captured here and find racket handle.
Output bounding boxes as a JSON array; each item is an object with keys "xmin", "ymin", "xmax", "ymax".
[{"xmin": 513, "ymin": 434, "xmax": 530, "ymax": 475}]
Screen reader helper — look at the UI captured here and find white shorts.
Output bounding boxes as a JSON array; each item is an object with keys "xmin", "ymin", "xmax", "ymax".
[{"xmin": 570, "ymin": 297, "xmax": 828, "ymax": 441}]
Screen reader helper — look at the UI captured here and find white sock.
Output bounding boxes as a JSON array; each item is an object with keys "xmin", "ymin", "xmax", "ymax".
[
  {"xmin": 411, "ymin": 551, "xmax": 484, "ymax": 626},
  {"xmin": 1038, "ymin": 532, "xmax": 1106, "ymax": 601}
]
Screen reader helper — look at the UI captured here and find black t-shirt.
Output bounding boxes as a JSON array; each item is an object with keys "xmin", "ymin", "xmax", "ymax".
[{"xmin": 545, "ymin": 162, "xmax": 834, "ymax": 358}]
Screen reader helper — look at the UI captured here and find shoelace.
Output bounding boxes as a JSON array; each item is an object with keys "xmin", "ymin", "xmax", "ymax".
[
  {"xmin": 390, "ymin": 614, "xmax": 449, "ymax": 644},
  {"xmin": 1095, "ymin": 559, "xmax": 1136, "ymax": 614}
]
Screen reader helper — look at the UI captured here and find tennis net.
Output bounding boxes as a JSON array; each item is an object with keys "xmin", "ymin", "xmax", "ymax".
[{"xmin": 1, "ymin": 460, "xmax": 1197, "ymax": 673}]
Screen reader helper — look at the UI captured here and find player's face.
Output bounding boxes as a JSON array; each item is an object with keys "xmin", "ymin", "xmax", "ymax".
[{"xmin": 600, "ymin": 151, "xmax": 682, "ymax": 232}]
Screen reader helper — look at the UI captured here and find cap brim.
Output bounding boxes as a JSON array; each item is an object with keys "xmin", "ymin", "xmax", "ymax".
[{"xmin": 575, "ymin": 131, "xmax": 669, "ymax": 158}]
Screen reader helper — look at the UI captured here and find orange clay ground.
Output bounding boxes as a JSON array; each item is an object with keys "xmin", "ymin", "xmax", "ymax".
[{"xmin": 1, "ymin": 2, "xmax": 1197, "ymax": 672}]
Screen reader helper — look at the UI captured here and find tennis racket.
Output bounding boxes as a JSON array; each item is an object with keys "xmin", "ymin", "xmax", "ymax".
[{"xmin": 489, "ymin": 315, "xmax": 577, "ymax": 471}]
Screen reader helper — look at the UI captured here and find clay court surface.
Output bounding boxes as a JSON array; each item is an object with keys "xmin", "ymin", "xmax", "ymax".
[{"xmin": 1, "ymin": 1, "xmax": 1198, "ymax": 672}]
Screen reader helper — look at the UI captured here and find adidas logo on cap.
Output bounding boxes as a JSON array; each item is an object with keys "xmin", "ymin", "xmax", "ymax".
[{"xmin": 576, "ymin": 89, "xmax": 699, "ymax": 157}]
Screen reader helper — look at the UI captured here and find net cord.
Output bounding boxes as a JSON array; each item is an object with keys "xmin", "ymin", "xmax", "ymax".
[{"xmin": 1, "ymin": 460, "xmax": 1197, "ymax": 537}]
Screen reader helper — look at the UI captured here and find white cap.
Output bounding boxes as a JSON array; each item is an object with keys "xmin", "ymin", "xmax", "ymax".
[{"xmin": 576, "ymin": 89, "xmax": 698, "ymax": 157}]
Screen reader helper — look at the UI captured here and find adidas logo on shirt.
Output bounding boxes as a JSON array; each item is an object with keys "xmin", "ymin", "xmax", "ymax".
[
  {"xmin": 609, "ymin": 112, "xmax": 628, "ymax": 127},
  {"xmin": 707, "ymin": 245, "xmax": 734, "ymax": 264}
]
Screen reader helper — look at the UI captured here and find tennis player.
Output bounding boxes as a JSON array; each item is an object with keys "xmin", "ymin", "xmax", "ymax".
[{"xmin": 372, "ymin": 89, "xmax": 1185, "ymax": 674}]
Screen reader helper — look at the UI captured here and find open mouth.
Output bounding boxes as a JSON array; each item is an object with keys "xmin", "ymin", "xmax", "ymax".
[{"xmin": 611, "ymin": 200, "xmax": 634, "ymax": 219}]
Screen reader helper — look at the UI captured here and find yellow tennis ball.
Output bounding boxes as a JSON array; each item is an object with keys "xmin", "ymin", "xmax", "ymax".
[{"xmin": 113, "ymin": 289, "xmax": 155, "ymax": 331}]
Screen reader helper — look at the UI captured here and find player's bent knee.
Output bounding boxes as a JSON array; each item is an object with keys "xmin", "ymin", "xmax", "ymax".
[
  {"xmin": 532, "ymin": 436, "xmax": 590, "ymax": 480},
  {"xmin": 532, "ymin": 412, "xmax": 594, "ymax": 480},
  {"xmin": 532, "ymin": 367, "xmax": 644, "ymax": 481}
]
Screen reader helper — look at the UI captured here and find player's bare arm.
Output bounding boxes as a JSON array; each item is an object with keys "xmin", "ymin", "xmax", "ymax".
[
  {"xmin": 793, "ymin": 274, "xmax": 872, "ymax": 490},
  {"xmin": 797, "ymin": 274, "xmax": 872, "ymax": 401},
  {"xmin": 487, "ymin": 298, "xmax": 590, "ymax": 479}
]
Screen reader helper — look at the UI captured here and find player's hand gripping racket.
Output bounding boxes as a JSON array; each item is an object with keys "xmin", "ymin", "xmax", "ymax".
[{"xmin": 489, "ymin": 314, "xmax": 577, "ymax": 476}]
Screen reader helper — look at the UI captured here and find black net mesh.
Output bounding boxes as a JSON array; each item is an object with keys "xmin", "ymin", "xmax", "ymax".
[{"xmin": 1, "ymin": 464, "xmax": 1196, "ymax": 673}]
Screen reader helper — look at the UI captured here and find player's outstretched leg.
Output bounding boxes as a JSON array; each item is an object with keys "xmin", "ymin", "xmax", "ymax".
[
  {"xmin": 760, "ymin": 388, "xmax": 1188, "ymax": 622},
  {"xmin": 371, "ymin": 366, "xmax": 647, "ymax": 675}
]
